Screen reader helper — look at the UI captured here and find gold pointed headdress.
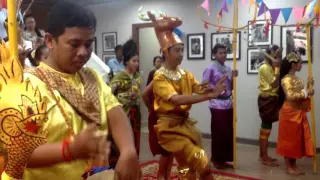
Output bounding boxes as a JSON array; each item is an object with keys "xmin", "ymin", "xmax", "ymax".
[
  {"xmin": 286, "ymin": 52, "xmax": 301, "ymax": 63},
  {"xmin": 138, "ymin": 6, "xmax": 183, "ymax": 51}
]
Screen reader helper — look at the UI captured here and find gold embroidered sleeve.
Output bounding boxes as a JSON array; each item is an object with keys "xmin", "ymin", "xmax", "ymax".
[
  {"xmin": 153, "ymin": 73, "xmax": 177, "ymax": 101},
  {"xmin": 281, "ymin": 76, "xmax": 306, "ymax": 100}
]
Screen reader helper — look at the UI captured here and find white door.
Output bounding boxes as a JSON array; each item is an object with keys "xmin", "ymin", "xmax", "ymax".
[{"xmin": 139, "ymin": 27, "xmax": 161, "ymax": 131}]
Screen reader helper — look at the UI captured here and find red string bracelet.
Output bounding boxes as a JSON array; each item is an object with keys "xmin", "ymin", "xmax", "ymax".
[{"xmin": 62, "ymin": 139, "xmax": 73, "ymax": 162}]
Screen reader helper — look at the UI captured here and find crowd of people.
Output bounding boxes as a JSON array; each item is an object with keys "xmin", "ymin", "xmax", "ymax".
[{"xmin": 0, "ymin": 0, "xmax": 316, "ymax": 180}]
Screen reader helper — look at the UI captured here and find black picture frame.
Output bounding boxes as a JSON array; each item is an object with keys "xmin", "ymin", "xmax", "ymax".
[
  {"xmin": 187, "ymin": 33, "xmax": 205, "ymax": 60},
  {"xmin": 248, "ymin": 20, "xmax": 273, "ymax": 47},
  {"xmin": 211, "ymin": 32, "xmax": 241, "ymax": 60},
  {"xmin": 102, "ymin": 32, "xmax": 117, "ymax": 52},
  {"xmin": 280, "ymin": 25, "xmax": 313, "ymax": 63},
  {"xmin": 247, "ymin": 47, "xmax": 268, "ymax": 74},
  {"xmin": 102, "ymin": 54, "xmax": 115, "ymax": 64}
]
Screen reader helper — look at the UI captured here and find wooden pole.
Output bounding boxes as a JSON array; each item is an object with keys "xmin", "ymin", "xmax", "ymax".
[
  {"xmin": 232, "ymin": 0, "xmax": 238, "ymax": 169},
  {"xmin": 7, "ymin": 0, "xmax": 18, "ymax": 58},
  {"xmin": 305, "ymin": 24, "xmax": 317, "ymax": 173}
]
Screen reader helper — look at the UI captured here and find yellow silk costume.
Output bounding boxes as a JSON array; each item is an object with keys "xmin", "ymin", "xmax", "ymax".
[
  {"xmin": 258, "ymin": 63, "xmax": 278, "ymax": 97},
  {"xmin": 21, "ymin": 63, "xmax": 121, "ymax": 180},
  {"xmin": 153, "ymin": 67, "xmax": 209, "ymax": 176}
]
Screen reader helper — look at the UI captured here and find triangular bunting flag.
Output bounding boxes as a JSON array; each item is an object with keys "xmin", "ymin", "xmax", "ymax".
[
  {"xmin": 281, "ymin": 8, "xmax": 292, "ymax": 23},
  {"xmin": 257, "ymin": 2, "xmax": 268, "ymax": 17},
  {"xmin": 242, "ymin": 0, "xmax": 249, "ymax": 4},
  {"xmin": 221, "ymin": 0, "xmax": 228, "ymax": 12},
  {"xmin": 293, "ymin": 7, "xmax": 305, "ymax": 22},
  {"xmin": 201, "ymin": 0, "xmax": 210, "ymax": 16},
  {"xmin": 256, "ymin": 0, "xmax": 263, "ymax": 3},
  {"xmin": 269, "ymin": 9, "xmax": 281, "ymax": 24},
  {"xmin": 227, "ymin": 0, "xmax": 232, "ymax": 4}
]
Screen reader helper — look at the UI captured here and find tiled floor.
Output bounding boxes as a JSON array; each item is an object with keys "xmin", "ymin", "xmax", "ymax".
[{"xmin": 140, "ymin": 126, "xmax": 320, "ymax": 180}]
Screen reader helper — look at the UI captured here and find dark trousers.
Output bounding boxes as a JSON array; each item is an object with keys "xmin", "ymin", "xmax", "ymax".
[{"xmin": 210, "ymin": 108, "xmax": 234, "ymax": 164}]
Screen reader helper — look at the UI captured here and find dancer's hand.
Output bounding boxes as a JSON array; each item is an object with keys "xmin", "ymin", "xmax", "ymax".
[
  {"xmin": 308, "ymin": 77, "xmax": 314, "ymax": 87},
  {"xmin": 232, "ymin": 70, "xmax": 238, "ymax": 77},
  {"xmin": 199, "ymin": 81, "xmax": 213, "ymax": 93},
  {"xmin": 207, "ymin": 74, "xmax": 227, "ymax": 99},
  {"xmin": 115, "ymin": 150, "xmax": 141, "ymax": 180},
  {"xmin": 307, "ymin": 89, "xmax": 314, "ymax": 96},
  {"xmin": 69, "ymin": 124, "xmax": 110, "ymax": 161}
]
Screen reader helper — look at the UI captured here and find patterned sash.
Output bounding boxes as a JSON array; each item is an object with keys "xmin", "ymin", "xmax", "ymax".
[{"xmin": 27, "ymin": 67, "xmax": 101, "ymax": 125}]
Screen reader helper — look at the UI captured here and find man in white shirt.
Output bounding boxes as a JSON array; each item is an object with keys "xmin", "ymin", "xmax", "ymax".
[{"xmin": 0, "ymin": 5, "xmax": 8, "ymax": 39}]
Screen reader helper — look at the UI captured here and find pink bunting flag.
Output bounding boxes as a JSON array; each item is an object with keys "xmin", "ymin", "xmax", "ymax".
[
  {"xmin": 221, "ymin": 0, "xmax": 228, "ymax": 12},
  {"xmin": 269, "ymin": 9, "xmax": 281, "ymax": 24},
  {"xmin": 201, "ymin": 0, "xmax": 210, "ymax": 16},
  {"xmin": 293, "ymin": 7, "xmax": 305, "ymax": 22},
  {"xmin": 242, "ymin": 0, "xmax": 249, "ymax": 4}
]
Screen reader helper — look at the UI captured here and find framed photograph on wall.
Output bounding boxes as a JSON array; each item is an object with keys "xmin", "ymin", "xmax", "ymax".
[
  {"xmin": 248, "ymin": 20, "xmax": 272, "ymax": 47},
  {"xmin": 102, "ymin": 54, "xmax": 114, "ymax": 64},
  {"xmin": 92, "ymin": 37, "xmax": 97, "ymax": 54},
  {"xmin": 247, "ymin": 48, "xmax": 267, "ymax": 74},
  {"xmin": 187, "ymin": 33, "xmax": 205, "ymax": 60},
  {"xmin": 211, "ymin": 32, "xmax": 241, "ymax": 60},
  {"xmin": 281, "ymin": 25, "xmax": 312, "ymax": 63},
  {"xmin": 102, "ymin": 32, "xmax": 117, "ymax": 52}
]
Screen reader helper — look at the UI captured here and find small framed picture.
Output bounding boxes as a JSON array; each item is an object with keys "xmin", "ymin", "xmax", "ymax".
[
  {"xmin": 102, "ymin": 54, "xmax": 114, "ymax": 64},
  {"xmin": 247, "ymin": 48, "xmax": 267, "ymax": 74},
  {"xmin": 281, "ymin": 25, "xmax": 312, "ymax": 63},
  {"xmin": 187, "ymin": 33, "xmax": 205, "ymax": 60},
  {"xmin": 92, "ymin": 37, "xmax": 97, "ymax": 54},
  {"xmin": 211, "ymin": 32, "xmax": 241, "ymax": 60},
  {"xmin": 102, "ymin": 32, "xmax": 117, "ymax": 52},
  {"xmin": 248, "ymin": 20, "xmax": 273, "ymax": 47}
]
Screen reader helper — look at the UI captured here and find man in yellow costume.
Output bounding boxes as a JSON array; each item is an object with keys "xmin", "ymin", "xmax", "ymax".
[
  {"xmin": 0, "ymin": 1, "xmax": 141, "ymax": 180},
  {"xmin": 139, "ymin": 10, "xmax": 227, "ymax": 180}
]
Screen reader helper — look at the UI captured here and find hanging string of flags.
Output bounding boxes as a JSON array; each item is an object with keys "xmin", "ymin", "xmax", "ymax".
[{"xmin": 200, "ymin": 0, "xmax": 320, "ymax": 29}]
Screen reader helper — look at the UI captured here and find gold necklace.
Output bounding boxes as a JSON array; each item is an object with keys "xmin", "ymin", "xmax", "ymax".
[{"xmin": 156, "ymin": 67, "xmax": 185, "ymax": 81}]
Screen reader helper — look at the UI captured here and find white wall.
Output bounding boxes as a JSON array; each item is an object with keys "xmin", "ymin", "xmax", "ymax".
[{"xmin": 89, "ymin": 0, "xmax": 320, "ymax": 147}]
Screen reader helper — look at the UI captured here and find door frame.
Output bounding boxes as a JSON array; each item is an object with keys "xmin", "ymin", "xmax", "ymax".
[{"xmin": 132, "ymin": 22, "xmax": 154, "ymax": 52}]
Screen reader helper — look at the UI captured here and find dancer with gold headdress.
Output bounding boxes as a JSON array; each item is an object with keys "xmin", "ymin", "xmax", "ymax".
[
  {"xmin": 277, "ymin": 52, "xmax": 314, "ymax": 175},
  {"xmin": 0, "ymin": 1, "xmax": 141, "ymax": 180},
  {"xmin": 139, "ymin": 8, "xmax": 227, "ymax": 179}
]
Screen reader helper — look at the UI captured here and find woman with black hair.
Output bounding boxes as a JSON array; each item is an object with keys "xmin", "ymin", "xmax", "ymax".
[
  {"xmin": 110, "ymin": 39, "xmax": 142, "ymax": 157},
  {"xmin": 23, "ymin": 14, "xmax": 44, "ymax": 48},
  {"xmin": 146, "ymin": 56, "xmax": 163, "ymax": 86},
  {"xmin": 276, "ymin": 52, "xmax": 314, "ymax": 176},
  {"xmin": 27, "ymin": 44, "xmax": 48, "ymax": 67}
]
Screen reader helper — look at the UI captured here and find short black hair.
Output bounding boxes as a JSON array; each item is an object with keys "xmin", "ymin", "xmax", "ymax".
[
  {"xmin": 115, "ymin": 45, "xmax": 123, "ymax": 53},
  {"xmin": 153, "ymin": 56, "xmax": 162, "ymax": 65},
  {"xmin": 212, "ymin": 43, "xmax": 227, "ymax": 55},
  {"xmin": 47, "ymin": 0, "xmax": 96, "ymax": 38}
]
